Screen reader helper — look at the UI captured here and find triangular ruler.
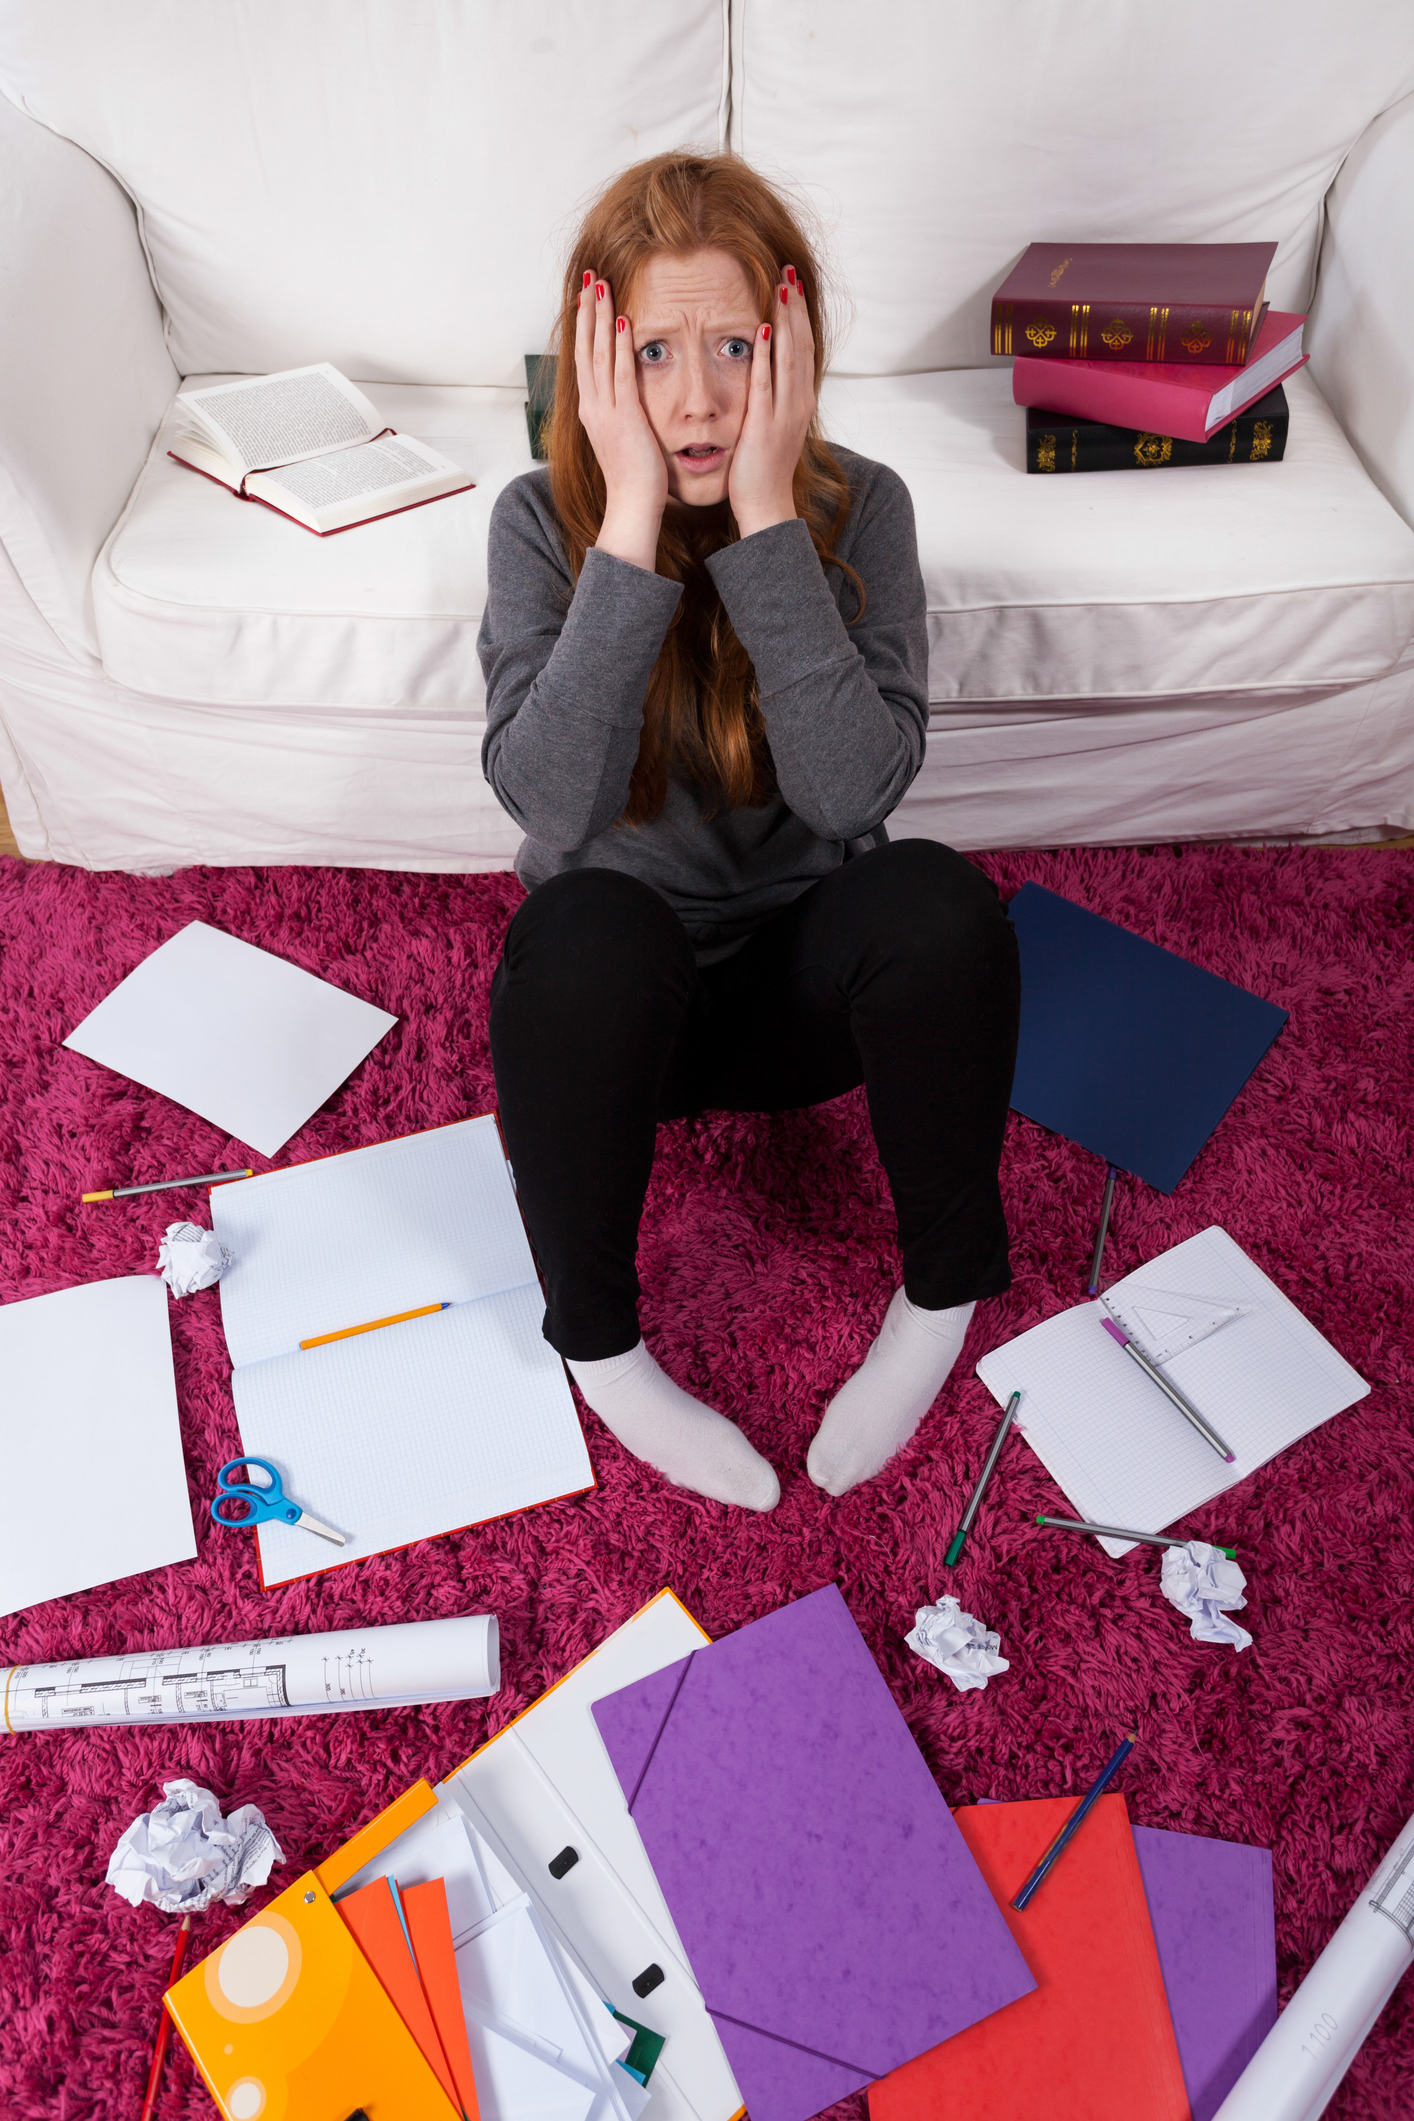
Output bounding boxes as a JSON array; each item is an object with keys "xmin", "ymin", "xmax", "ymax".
[{"xmin": 1100, "ymin": 1286, "xmax": 1248, "ymax": 1365}]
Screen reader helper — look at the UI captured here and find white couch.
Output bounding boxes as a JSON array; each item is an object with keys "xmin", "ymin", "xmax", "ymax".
[{"xmin": 2, "ymin": 0, "xmax": 1413, "ymax": 870}]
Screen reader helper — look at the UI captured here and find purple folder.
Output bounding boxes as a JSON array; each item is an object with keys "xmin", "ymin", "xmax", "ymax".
[
  {"xmin": 590, "ymin": 1585, "xmax": 1034, "ymax": 2121},
  {"xmin": 1132, "ymin": 1825, "xmax": 1277, "ymax": 2121}
]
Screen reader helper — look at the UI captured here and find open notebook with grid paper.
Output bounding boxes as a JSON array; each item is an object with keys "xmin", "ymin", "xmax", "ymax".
[
  {"xmin": 976, "ymin": 1227, "xmax": 1368, "ymax": 1556},
  {"xmin": 211, "ymin": 1116, "xmax": 592, "ymax": 1586}
]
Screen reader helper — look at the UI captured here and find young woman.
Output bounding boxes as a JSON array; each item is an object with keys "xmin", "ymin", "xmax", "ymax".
[{"xmin": 479, "ymin": 152, "xmax": 1019, "ymax": 1511}]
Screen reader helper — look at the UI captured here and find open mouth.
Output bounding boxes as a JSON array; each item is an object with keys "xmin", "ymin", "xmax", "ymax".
[{"xmin": 675, "ymin": 445, "xmax": 726, "ymax": 472}]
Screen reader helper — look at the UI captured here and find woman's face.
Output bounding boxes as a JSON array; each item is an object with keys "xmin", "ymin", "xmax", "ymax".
[{"xmin": 628, "ymin": 248, "xmax": 764, "ymax": 508}]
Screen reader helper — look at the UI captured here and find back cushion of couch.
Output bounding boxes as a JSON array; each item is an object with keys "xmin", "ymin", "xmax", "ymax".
[
  {"xmin": 731, "ymin": 0, "xmax": 1414, "ymax": 374},
  {"xmin": 0, "ymin": 0, "xmax": 729, "ymax": 385}
]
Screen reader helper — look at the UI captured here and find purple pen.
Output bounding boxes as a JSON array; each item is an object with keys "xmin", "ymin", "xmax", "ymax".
[{"xmin": 1100, "ymin": 1315, "xmax": 1237, "ymax": 1462}]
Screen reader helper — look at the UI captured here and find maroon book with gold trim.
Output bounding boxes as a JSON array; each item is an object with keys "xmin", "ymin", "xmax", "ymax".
[{"xmin": 991, "ymin": 242, "xmax": 1277, "ymax": 364}]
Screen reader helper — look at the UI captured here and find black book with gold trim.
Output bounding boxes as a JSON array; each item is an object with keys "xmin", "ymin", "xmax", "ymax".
[{"xmin": 1026, "ymin": 386, "xmax": 1288, "ymax": 475}]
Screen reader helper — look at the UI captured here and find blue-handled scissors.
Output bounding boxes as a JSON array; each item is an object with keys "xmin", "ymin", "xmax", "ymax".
[{"xmin": 210, "ymin": 1459, "xmax": 346, "ymax": 1546}]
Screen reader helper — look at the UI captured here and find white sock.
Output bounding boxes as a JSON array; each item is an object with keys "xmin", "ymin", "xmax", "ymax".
[
  {"xmin": 807, "ymin": 1289, "xmax": 975, "ymax": 1497},
  {"xmin": 567, "ymin": 1341, "xmax": 780, "ymax": 1512}
]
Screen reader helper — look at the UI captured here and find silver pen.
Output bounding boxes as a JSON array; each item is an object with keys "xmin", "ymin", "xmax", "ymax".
[
  {"xmin": 1100, "ymin": 1316, "xmax": 1236, "ymax": 1462},
  {"xmin": 1035, "ymin": 1514, "xmax": 1238, "ymax": 1558}
]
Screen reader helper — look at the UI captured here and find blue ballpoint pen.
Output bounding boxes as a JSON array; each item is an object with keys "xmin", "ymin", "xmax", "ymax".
[{"xmin": 1012, "ymin": 1733, "xmax": 1138, "ymax": 1910}]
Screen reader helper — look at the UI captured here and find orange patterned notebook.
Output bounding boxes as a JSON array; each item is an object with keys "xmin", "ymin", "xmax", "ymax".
[{"xmin": 869, "ymin": 1795, "xmax": 1191, "ymax": 2121}]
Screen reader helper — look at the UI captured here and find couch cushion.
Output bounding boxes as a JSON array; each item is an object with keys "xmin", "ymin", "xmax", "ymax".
[
  {"xmin": 94, "ymin": 381, "xmax": 529, "ymax": 710},
  {"xmin": 823, "ymin": 367, "xmax": 1414, "ymax": 702},
  {"xmin": 94, "ymin": 369, "xmax": 1414, "ymax": 713},
  {"xmin": 0, "ymin": 0, "xmax": 729, "ymax": 385},
  {"xmin": 730, "ymin": 0, "xmax": 1414, "ymax": 376}
]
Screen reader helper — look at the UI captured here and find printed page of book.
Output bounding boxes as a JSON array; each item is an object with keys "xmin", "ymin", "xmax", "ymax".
[
  {"xmin": 176, "ymin": 362, "xmax": 382, "ymax": 473},
  {"xmin": 213, "ymin": 1115, "xmax": 534, "ymax": 1369},
  {"xmin": 251, "ymin": 431, "xmax": 465, "ymax": 519},
  {"xmin": 976, "ymin": 1227, "xmax": 1369, "ymax": 1554},
  {"xmin": 63, "ymin": 920, "xmax": 397, "ymax": 1159},
  {"xmin": 0, "ymin": 1277, "xmax": 196, "ymax": 1618},
  {"xmin": 233, "ymin": 1278, "xmax": 592, "ymax": 1586}
]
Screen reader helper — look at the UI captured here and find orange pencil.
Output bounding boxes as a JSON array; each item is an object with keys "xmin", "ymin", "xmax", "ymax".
[{"xmin": 300, "ymin": 1303, "xmax": 449, "ymax": 1350}]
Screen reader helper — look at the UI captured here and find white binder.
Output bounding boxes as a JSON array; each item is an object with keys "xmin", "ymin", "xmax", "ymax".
[{"xmin": 329, "ymin": 1590, "xmax": 742, "ymax": 2121}]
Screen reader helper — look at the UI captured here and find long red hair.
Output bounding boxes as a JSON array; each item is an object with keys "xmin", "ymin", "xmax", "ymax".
[{"xmin": 546, "ymin": 152, "xmax": 861, "ymax": 824}]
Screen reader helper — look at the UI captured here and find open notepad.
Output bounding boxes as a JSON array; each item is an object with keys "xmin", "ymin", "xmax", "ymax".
[
  {"xmin": 211, "ymin": 1116, "xmax": 593, "ymax": 1587},
  {"xmin": 976, "ymin": 1227, "xmax": 1369, "ymax": 1555}
]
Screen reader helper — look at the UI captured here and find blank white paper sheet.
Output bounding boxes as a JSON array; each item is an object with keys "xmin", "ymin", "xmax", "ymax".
[
  {"xmin": 211, "ymin": 1115, "xmax": 593, "ymax": 1586},
  {"xmin": 976, "ymin": 1227, "xmax": 1370, "ymax": 1555},
  {"xmin": 0, "ymin": 1276, "xmax": 196, "ymax": 1618},
  {"xmin": 63, "ymin": 921, "xmax": 397, "ymax": 1156}
]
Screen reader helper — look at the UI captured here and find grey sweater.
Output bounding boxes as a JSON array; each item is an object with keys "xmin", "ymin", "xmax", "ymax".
[{"xmin": 477, "ymin": 448, "xmax": 928, "ymax": 953}]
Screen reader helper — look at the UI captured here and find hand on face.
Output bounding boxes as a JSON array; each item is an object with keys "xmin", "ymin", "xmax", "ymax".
[
  {"xmin": 726, "ymin": 267, "xmax": 816, "ymax": 538},
  {"xmin": 574, "ymin": 269, "xmax": 669, "ymax": 573},
  {"xmin": 574, "ymin": 250, "xmax": 814, "ymax": 567}
]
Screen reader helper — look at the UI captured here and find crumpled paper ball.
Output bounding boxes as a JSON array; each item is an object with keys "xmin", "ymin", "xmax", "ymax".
[
  {"xmin": 106, "ymin": 1779, "xmax": 283, "ymax": 1913},
  {"xmin": 1161, "ymin": 1541, "xmax": 1253, "ymax": 1651},
  {"xmin": 906, "ymin": 1597, "xmax": 1010, "ymax": 1692},
  {"xmin": 157, "ymin": 1221, "xmax": 234, "ymax": 1297}
]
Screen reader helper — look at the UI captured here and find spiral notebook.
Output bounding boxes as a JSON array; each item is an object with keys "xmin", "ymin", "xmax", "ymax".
[{"xmin": 211, "ymin": 1115, "xmax": 593, "ymax": 1586}]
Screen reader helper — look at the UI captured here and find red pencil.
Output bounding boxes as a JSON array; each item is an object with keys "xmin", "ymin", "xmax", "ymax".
[{"xmin": 138, "ymin": 1914, "xmax": 191, "ymax": 2121}]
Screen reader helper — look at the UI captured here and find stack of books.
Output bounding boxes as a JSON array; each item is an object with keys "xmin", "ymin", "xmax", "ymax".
[{"xmin": 991, "ymin": 242, "xmax": 1308, "ymax": 475}]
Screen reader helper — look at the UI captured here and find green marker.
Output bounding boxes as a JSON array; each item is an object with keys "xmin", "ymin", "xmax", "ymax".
[
  {"xmin": 1035, "ymin": 1513, "xmax": 1237, "ymax": 1559},
  {"xmin": 944, "ymin": 1391, "xmax": 1021, "ymax": 1565}
]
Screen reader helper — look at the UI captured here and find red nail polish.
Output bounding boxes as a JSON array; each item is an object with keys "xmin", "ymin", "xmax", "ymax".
[
  {"xmin": 779, "ymin": 286, "xmax": 788, "ymax": 306},
  {"xmin": 596, "ymin": 281, "xmax": 606, "ymax": 300},
  {"xmin": 583, "ymin": 270, "xmax": 592, "ymax": 289},
  {"xmin": 762, "ymin": 323, "xmax": 771, "ymax": 341},
  {"xmin": 786, "ymin": 266, "xmax": 797, "ymax": 286},
  {"xmin": 617, "ymin": 317, "xmax": 626, "ymax": 334}
]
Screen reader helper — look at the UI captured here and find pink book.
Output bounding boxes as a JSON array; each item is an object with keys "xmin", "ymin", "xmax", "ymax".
[{"xmin": 1012, "ymin": 309, "xmax": 1307, "ymax": 445}]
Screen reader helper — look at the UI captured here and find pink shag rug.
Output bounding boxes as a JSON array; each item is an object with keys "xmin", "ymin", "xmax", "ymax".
[{"xmin": 0, "ymin": 845, "xmax": 1411, "ymax": 2121}]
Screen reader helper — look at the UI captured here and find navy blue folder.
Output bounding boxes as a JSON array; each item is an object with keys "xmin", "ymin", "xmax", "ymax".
[{"xmin": 1007, "ymin": 882, "xmax": 1288, "ymax": 1193}]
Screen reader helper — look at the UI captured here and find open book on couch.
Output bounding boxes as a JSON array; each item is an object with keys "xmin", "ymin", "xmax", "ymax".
[{"xmin": 169, "ymin": 361, "xmax": 474, "ymax": 533}]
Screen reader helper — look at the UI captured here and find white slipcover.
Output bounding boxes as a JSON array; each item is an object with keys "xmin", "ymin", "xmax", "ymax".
[
  {"xmin": 729, "ymin": 0, "xmax": 1414, "ymax": 377},
  {"xmin": 1, "ymin": 0, "xmax": 1413, "ymax": 869},
  {"xmin": 0, "ymin": 0, "xmax": 730, "ymax": 385}
]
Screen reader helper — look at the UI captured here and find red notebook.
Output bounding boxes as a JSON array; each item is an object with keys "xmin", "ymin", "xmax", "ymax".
[
  {"xmin": 869, "ymin": 1795, "xmax": 1190, "ymax": 2121},
  {"xmin": 1013, "ymin": 307, "xmax": 1307, "ymax": 444},
  {"xmin": 992, "ymin": 241, "xmax": 1276, "ymax": 363}
]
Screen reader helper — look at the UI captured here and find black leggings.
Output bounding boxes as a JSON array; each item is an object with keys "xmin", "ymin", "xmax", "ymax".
[{"xmin": 489, "ymin": 840, "xmax": 1020, "ymax": 1360}]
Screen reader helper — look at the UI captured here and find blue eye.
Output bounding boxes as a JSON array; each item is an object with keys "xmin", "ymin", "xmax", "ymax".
[
  {"xmin": 722, "ymin": 338, "xmax": 752, "ymax": 360},
  {"xmin": 638, "ymin": 342, "xmax": 667, "ymax": 365}
]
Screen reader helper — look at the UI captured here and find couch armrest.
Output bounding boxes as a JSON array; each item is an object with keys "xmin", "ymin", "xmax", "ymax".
[
  {"xmin": 1307, "ymin": 91, "xmax": 1414, "ymax": 531},
  {"xmin": 0, "ymin": 90, "xmax": 177, "ymax": 660}
]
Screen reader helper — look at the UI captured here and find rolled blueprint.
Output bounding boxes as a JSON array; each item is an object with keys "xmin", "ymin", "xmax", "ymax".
[
  {"xmin": 1212, "ymin": 1808, "xmax": 1414, "ymax": 2121},
  {"xmin": 2, "ymin": 1613, "xmax": 499, "ymax": 1731}
]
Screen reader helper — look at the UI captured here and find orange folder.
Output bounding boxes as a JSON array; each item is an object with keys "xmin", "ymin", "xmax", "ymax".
[
  {"xmin": 163, "ymin": 1868, "xmax": 461, "ymax": 2121},
  {"xmin": 404, "ymin": 1878, "xmax": 482, "ymax": 2121},
  {"xmin": 339, "ymin": 1876, "xmax": 461, "ymax": 2110},
  {"xmin": 869, "ymin": 1795, "xmax": 1191, "ymax": 2121}
]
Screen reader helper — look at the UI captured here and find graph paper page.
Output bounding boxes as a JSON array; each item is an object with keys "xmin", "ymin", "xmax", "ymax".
[
  {"xmin": 234, "ymin": 1280, "xmax": 592, "ymax": 1586},
  {"xmin": 975, "ymin": 1227, "xmax": 1369, "ymax": 1554},
  {"xmin": 214, "ymin": 1114, "xmax": 534, "ymax": 1367}
]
